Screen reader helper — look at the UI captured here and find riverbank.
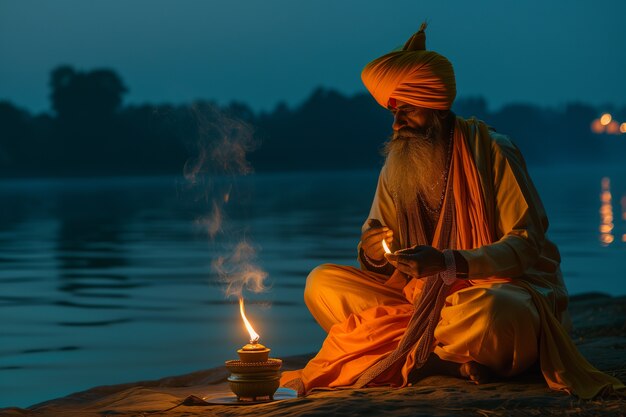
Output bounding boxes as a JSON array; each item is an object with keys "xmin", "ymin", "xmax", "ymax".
[{"xmin": 2, "ymin": 293, "xmax": 625, "ymax": 417}]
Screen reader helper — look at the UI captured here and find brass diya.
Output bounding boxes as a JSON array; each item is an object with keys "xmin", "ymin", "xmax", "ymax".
[{"xmin": 225, "ymin": 342, "xmax": 282, "ymax": 401}]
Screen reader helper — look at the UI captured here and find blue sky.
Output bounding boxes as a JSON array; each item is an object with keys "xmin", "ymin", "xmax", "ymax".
[{"xmin": 1, "ymin": 0, "xmax": 624, "ymax": 114}]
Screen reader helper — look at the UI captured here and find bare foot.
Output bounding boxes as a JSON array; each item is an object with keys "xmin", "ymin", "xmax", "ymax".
[
  {"xmin": 408, "ymin": 353, "xmax": 493, "ymax": 385},
  {"xmin": 459, "ymin": 361, "xmax": 492, "ymax": 384}
]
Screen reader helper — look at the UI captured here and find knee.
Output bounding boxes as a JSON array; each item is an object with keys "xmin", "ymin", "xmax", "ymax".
[
  {"xmin": 304, "ymin": 263, "xmax": 338, "ymax": 307},
  {"xmin": 462, "ymin": 286, "xmax": 540, "ymax": 375},
  {"xmin": 474, "ymin": 287, "xmax": 539, "ymax": 332}
]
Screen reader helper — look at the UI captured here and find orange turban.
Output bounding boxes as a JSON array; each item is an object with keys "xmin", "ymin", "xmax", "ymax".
[{"xmin": 361, "ymin": 23, "xmax": 456, "ymax": 110}]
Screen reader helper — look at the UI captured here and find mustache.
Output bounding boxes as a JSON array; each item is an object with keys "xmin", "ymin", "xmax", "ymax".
[
  {"xmin": 393, "ymin": 127, "xmax": 427, "ymax": 139},
  {"xmin": 390, "ymin": 128, "xmax": 435, "ymax": 146}
]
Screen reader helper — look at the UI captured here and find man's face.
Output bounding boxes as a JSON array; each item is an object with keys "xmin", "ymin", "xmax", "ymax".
[
  {"xmin": 383, "ymin": 98, "xmax": 446, "ymax": 209},
  {"xmin": 388, "ymin": 99, "xmax": 433, "ymax": 139}
]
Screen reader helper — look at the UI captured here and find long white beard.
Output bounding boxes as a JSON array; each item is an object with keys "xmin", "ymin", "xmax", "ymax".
[{"xmin": 383, "ymin": 130, "xmax": 447, "ymax": 212}]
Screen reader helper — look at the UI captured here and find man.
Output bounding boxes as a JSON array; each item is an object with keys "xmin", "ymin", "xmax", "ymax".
[{"xmin": 281, "ymin": 24, "xmax": 623, "ymax": 398}]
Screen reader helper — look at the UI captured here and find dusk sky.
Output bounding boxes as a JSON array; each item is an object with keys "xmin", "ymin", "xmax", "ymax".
[{"xmin": 1, "ymin": 0, "xmax": 624, "ymax": 114}]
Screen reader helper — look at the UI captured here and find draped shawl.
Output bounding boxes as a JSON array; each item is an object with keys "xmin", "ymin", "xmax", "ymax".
[{"xmin": 281, "ymin": 118, "xmax": 625, "ymax": 399}]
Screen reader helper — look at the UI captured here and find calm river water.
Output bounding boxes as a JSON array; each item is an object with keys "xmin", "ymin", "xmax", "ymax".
[{"xmin": 1, "ymin": 166, "xmax": 625, "ymax": 407}]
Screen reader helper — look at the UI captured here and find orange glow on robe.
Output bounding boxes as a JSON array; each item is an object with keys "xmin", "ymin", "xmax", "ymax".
[
  {"xmin": 281, "ymin": 118, "xmax": 625, "ymax": 399},
  {"xmin": 283, "ymin": 23, "xmax": 625, "ymax": 400}
]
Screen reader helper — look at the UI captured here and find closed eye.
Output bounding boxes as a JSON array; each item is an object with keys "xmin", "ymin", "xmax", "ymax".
[{"xmin": 390, "ymin": 106, "xmax": 420, "ymax": 116}]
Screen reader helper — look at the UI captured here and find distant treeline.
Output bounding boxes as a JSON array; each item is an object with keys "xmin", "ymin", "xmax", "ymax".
[{"xmin": 1, "ymin": 66, "xmax": 624, "ymax": 178}]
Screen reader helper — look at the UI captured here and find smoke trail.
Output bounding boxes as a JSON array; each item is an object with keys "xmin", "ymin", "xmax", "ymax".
[
  {"xmin": 183, "ymin": 102, "xmax": 255, "ymax": 183},
  {"xmin": 212, "ymin": 240, "xmax": 268, "ymax": 298},
  {"xmin": 181, "ymin": 101, "xmax": 267, "ymax": 298},
  {"xmin": 195, "ymin": 201, "xmax": 223, "ymax": 240}
]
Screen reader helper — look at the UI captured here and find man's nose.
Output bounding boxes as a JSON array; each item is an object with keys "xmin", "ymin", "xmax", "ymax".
[{"xmin": 392, "ymin": 113, "xmax": 407, "ymax": 131}]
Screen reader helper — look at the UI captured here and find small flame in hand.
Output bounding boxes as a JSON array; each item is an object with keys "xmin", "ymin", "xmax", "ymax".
[
  {"xmin": 239, "ymin": 297, "xmax": 260, "ymax": 344},
  {"xmin": 382, "ymin": 239, "xmax": 391, "ymax": 254}
]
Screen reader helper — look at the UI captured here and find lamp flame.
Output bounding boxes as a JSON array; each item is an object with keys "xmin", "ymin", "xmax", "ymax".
[
  {"xmin": 382, "ymin": 239, "xmax": 391, "ymax": 254},
  {"xmin": 239, "ymin": 297, "xmax": 260, "ymax": 344}
]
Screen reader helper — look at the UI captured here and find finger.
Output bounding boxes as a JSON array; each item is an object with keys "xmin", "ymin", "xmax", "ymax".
[
  {"xmin": 365, "ymin": 234, "xmax": 392, "ymax": 259},
  {"xmin": 361, "ymin": 233, "xmax": 391, "ymax": 248},
  {"xmin": 385, "ymin": 256, "xmax": 398, "ymax": 268},
  {"xmin": 394, "ymin": 262, "xmax": 417, "ymax": 277},
  {"xmin": 385, "ymin": 251, "xmax": 412, "ymax": 265},
  {"xmin": 396, "ymin": 245, "xmax": 425, "ymax": 255},
  {"xmin": 394, "ymin": 253, "xmax": 422, "ymax": 264},
  {"xmin": 397, "ymin": 257, "xmax": 420, "ymax": 273},
  {"xmin": 362, "ymin": 230, "xmax": 387, "ymax": 247},
  {"xmin": 395, "ymin": 248, "xmax": 414, "ymax": 255},
  {"xmin": 368, "ymin": 246, "xmax": 385, "ymax": 260},
  {"xmin": 392, "ymin": 258, "xmax": 420, "ymax": 277},
  {"xmin": 362, "ymin": 227, "xmax": 391, "ymax": 240},
  {"xmin": 385, "ymin": 253, "xmax": 399, "ymax": 262},
  {"xmin": 396, "ymin": 258, "xmax": 418, "ymax": 270},
  {"xmin": 363, "ymin": 229, "xmax": 393, "ymax": 248},
  {"xmin": 362, "ymin": 242, "xmax": 385, "ymax": 259}
]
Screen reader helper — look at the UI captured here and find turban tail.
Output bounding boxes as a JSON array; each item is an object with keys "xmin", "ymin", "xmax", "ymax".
[{"xmin": 361, "ymin": 25, "xmax": 456, "ymax": 110}]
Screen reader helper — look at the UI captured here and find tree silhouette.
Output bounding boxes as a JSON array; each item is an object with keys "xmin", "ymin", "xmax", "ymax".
[
  {"xmin": 0, "ymin": 101, "xmax": 30, "ymax": 172},
  {"xmin": 0, "ymin": 65, "xmax": 624, "ymax": 178},
  {"xmin": 46, "ymin": 66, "xmax": 130, "ymax": 174},
  {"xmin": 50, "ymin": 65, "xmax": 127, "ymax": 120}
]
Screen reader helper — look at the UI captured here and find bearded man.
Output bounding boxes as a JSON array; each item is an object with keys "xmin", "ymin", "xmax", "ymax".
[{"xmin": 280, "ymin": 24, "xmax": 624, "ymax": 398}]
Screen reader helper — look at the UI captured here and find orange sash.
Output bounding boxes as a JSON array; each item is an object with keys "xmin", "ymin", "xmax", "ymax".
[{"xmin": 282, "ymin": 118, "xmax": 625, "ymax": 398}]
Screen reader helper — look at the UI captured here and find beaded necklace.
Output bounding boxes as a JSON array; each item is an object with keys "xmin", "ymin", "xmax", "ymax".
[{"xmin": 419, "ymin": 127, "xmax": 454, "ymax": 216}]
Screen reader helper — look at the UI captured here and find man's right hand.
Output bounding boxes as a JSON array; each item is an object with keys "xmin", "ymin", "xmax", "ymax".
[{"xmin": 361, "ymin": 219, "xmax": 394, "ymax": 262}]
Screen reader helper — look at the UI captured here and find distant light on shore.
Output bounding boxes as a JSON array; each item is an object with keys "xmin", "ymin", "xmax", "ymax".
[
  {"xmin": 606, "ymin": 121, "xmax": 620, "ymax": 134},
  {"xmin": 591, "ymin": 118, "xmax": 604, "ymax": 133},
  {"xmin": 591, "ymin": 114, "xmax": 626, "ymax": 135}
]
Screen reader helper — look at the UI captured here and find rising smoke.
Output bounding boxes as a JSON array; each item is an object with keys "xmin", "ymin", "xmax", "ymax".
[
  {"xmin": 181, "ymin": 102, "xmax": 267, "ymax": 299},
  {"xmin": 212, "ymin": 240, "xmax": 268, "ymax": 298}
]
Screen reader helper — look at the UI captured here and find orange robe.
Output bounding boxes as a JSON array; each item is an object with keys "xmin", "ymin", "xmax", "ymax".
[{"xmin": 281, "ymin": 117, "xmax": 625, "ymax": 398}]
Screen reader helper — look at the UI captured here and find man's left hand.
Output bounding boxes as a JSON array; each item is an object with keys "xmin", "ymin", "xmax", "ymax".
[{"xmin": 385, "ymin": 245, "xmax": 446, "ymax": 278}]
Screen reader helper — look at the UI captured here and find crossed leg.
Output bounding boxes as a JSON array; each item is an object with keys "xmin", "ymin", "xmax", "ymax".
[{"xmin": 305, "ymin": 264, "xmax": 541, "ymax": 384}]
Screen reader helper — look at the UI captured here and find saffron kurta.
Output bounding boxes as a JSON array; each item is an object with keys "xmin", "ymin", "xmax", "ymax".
[
  {"xmin": 362, "ymin": 117, "xmax": 568, "ymax": 311},
  {"xmin": 281, "ymin": 117, "xmax": 625, "ymax": 398}
]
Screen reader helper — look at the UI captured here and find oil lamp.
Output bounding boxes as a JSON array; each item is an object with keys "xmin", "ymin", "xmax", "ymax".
[{"xmin": 224, "ymin": 298, "xmax": 282, "ymax": 401}]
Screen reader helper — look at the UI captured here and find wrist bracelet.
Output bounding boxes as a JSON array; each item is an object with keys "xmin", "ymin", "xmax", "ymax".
[
  {"xmin": 362, "ymin": 250, "xmax": 388, "ymax": 268},
  {"xmin": 441, "ymin": 249, "xmax": 457, "ymax": 286}
]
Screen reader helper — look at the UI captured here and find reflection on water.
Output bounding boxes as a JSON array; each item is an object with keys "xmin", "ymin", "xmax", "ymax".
[
  {"xmin": 1, "ymin": 167, "xmax": 625, "ymax": 408},
  {"xmin": 621, "ymin": 195, "xmax": 626, "ymax": 243},
  {"xmin": 599, "ymin": 177, "xmax": 614, "ymax": 246}
]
